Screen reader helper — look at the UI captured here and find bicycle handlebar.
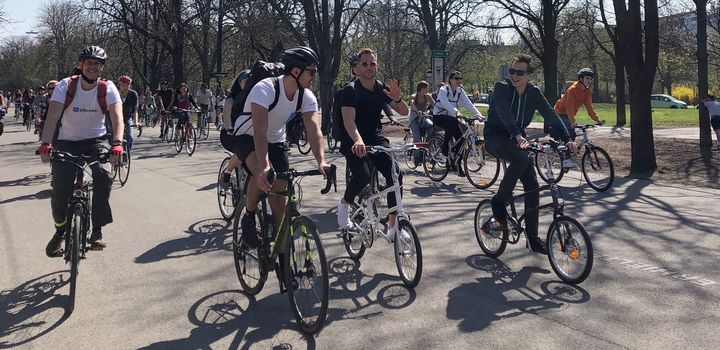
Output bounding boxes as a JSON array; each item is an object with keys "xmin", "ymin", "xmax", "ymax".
[
  {"xmin": 267, "ymin": 164, "xmax": 338, "ymax": 195},
  {"xmin": 36, "ymin": 149, "xmax": 110, "ymax": 165}
]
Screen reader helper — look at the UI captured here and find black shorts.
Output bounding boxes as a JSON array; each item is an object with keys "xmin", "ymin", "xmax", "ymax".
[
  {"xmin": 233, "ymin": 134, "xmax": 290, "ymax": 174},
  {"xmin": 711, "ymin": 116, "xmax": 720, "ymax": 131},
  {"xmin": 220, "ymin": 130, "xmax": 236, "ymax": 152}
]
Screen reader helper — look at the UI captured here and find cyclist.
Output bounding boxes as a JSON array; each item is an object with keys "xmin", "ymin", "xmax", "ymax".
[
  {"xmin": 118, "ymin": 75, "xmax": 139, "ymax": 153},
  {"xmin": 32, "ymin": 86, "xmax": 48, "ymax": 132},
  {"xmin": 169, "ymin": 83, "xmax": 198, "ymax": 136},
  {"xmin": 409, "ymin": 80, "xmax": 435, "ymax": 165},
  {"xmin": 38, "ymin": 45, "xmax": 124, "ymax": 257},
  {"xmin": 37, "ymin": 80, "xmax": 58, "ymax": 137},
  {"xmin": 157, "ymin": 80, "xmax": 174, "ymax": 139},
  {"xmin": 142, "ymin": 89, "xmax": 156, "ymax": 125},
  {"xmin": 432, "ymin": 70, "xmax": 483, "ymax": 175},
  {"xmin": 701, "ymin": 94, "xmax": 720, "ymax": 150},
  {"xmin": 215, "ymin": 88, "xmax": 226, "ymax": 126},
  {"xmin": 483, "ymin": 54, "xmax": 577, "ymax": 255},
  {"xmin": 233, "ymin": 46, "xmax": 327, "ymax": 249},
  {"xmin": 335, "ymin": 48, "xmax": 408, "ymax": 241},
  {"xmin": 13, "ymin": 89, "xmax": 22, "ymax": 119},
  {"xmin": 22, "ymin": 87, "xmax": 34, "ymax": 127},
  {"xmin": 219, "ymin": 70, "xmax": 251, "ymax": 189},
  {"xmin": 0, "ymin": 92, "xmax": 5, "ymax": 135},
  {"xmin": 195, "ymin": 82, "xmax": 214, "ymax": 128}
]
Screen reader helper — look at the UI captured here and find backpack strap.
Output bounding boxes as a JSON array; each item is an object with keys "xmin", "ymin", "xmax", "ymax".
[
  {"xmin": 63, "ymin": 75, "xmax": 109, "ymax": 114},
  {"xmin": 97, "ymin": 80, "xmax": 108, "ymax": 113},
  {"xmin": 268, "ymin": 77, "xmax": 280, "ymax": 112},
  {"xmin": 63, "ymin": 75, "xmax": 80, "ymax": 111}
]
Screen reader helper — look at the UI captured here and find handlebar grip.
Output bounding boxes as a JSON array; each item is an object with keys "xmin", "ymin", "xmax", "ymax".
[{"xmin": 320, "ymin": 164, "xmax": 337, "ymax": 195}]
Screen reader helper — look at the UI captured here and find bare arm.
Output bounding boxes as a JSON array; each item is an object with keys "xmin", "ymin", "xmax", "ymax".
[
  {"xmin": 342, "ymin": 106, "xmax": 366, "ymax": 157},
  {"xmin": 108, "ymin": 102, "xmax": 124, "ymax": 144},
  {"xmin": 40, "ymin": 101, "xmax": 64, "ymax": 145},
  {"xmin": 251, "ymin": 103, "xmax": 271, "ymax": 189}
]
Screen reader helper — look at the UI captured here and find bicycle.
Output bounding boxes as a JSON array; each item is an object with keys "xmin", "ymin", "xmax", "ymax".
[
  {"xmin": 172, "ymin": 109, "xmax": 197, "ymax": 156},
  {"xmin": 424, "ymin": 116, "xmax": 500, "ymax": 189},
  {"xmin": 474, "ymin": 140, "xmax": 593, "ymax": 284},
  {"xmin": 162, "ymin": 111, "xmax": 175, "ymax": 143},
  {"xmin": 217, "ymin": 152, "xmax": 248, "ymax": 220},
  {"xmin": 232, "ymin": 164, "xmax": 337, "ymax": 334},
  {"xmin": 400, "ymin": 113, "xmax": 442, "ymax": 171},
  {"xmin": 536, "ymin": 123, "xmax": 614, "ymax": 192},
  {"xmin": 326, "ymin": 117, "xmax": 339, "ymax": 151},
  {"xmin": 339, "ymin": 144, "xmax": 423, "ymax": 288},
  {"xmin": 111, "ymin": 137, "xmax": 131, "ymax": 187},
  {"xmin": 24, "ymin": 103, "xmax": 32, "ymax": 131},
  {"xmin": 197, "ymin": 107, "xmax": 210, "ymax": 141},
  {"xmin": 286, "ymin": 115, "xmax": 312, "ymax": 155},
  {"xmin": 44, "ymin": 149, "xmax": 110, "ymax": 313}
]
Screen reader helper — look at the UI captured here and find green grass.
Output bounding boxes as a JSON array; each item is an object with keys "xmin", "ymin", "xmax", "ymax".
[{"xmin": 470, "ymin": 102, "xmax": 701, "ymax": 127}]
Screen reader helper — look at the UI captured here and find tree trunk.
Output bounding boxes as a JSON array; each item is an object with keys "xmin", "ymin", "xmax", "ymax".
[
  {"xmin": 614, "ymin": 51, "xmax": 626, "ymax": 126},
  {"xmin": 627, "ymin": 83, "xmax": 657, "ymax": 178},
  {"xmin": 542, "ymin": 2, "xmax": 559, "ymax": 104},
  {"xmin": 697, "ymin": 0, "xmax": 712, "ymax": 148}
]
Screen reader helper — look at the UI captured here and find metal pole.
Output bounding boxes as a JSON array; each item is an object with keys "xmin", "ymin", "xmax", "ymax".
[{"xmin": 215, "ymin": 0, "xmax": 224, "ymax": 94}]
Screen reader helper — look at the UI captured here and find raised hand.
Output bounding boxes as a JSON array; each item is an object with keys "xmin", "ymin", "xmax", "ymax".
[{"xmin": 385, "ymin": 79, "xmax": 402, "ymax": 102}]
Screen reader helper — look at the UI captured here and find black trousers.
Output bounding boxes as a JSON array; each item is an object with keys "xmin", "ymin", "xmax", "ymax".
[
  {"xmin": 485, "ymin": 133, "xmax": 540, "ymax": 240},
  {"xmin": 341, "ymin": 138, "xmax": 402, "ymax": 210},
  {"xmin": 51, "ymin": 138, "xmax": 113, "ymax": 229},
  {"xmin": 434, "ymin": 114, "xmax": 462, "ymax": 156}
]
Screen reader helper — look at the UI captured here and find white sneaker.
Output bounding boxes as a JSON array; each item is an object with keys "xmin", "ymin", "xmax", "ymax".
[
  {"xmin": 385, "ymin": 225, "xmax": 397, "ymax": 242},
  {"xmin": 562, "ymin": 158, "xmax": 575, "ymax": 169},
  {"xmin": 337, "ymin": 202, "xmax": 352, "ymax": 229},
  {"xmin": 385, "ymin": 225, "xmax": 412, "ymax": 242}
]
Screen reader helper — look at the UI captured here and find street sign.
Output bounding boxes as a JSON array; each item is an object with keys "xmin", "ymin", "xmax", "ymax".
[
  {"xmin": 498, "ymin": 64, "xmax": 509, "ymax": 80},
  {"xmin": 432, "ymin": 57, "xmax": 444, "ymax": 89},
  {"xmin": 425, "ymin": 69, "xmax": 432, "ymax": 79},
  {"xmin": 431, "ymin": 50, "xmax": 449, "ymax": 58},
  {"xmin": 212, "ymin": 72, "xmax": 228, "ymax": 78}
]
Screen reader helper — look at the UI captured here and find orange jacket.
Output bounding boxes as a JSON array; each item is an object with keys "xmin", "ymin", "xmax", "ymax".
[{"xmin": 554, "ymin": 81, "xmax": 599, "ymax": 123}]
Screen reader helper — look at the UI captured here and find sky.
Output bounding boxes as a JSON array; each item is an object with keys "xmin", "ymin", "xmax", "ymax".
[{"xmin": 2, "ymin": 0, "xmax": 44, "ymax": 38}]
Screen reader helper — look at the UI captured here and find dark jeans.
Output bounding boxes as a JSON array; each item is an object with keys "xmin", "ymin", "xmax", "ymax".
[
  {"xmin": 434, "ymin": 114, "xmax": 462, "ymax": 156},
  {"xmin": 341, "ymin": 138, "xmax": 402, "ymax": 211},
  {"xmin": 51, "ymin": 138, "xmax": 114, "ymax": 229},
  {"xmin": 545, "ymin": 115, "xmax": 576, "ymax": 140},
  {"xmin": 485, "ymin": 133, "xmax": 539, "ymax": 240},
  {"xmin": 124, "ymin": 119, "xmax": 134, "ymax": 152}
]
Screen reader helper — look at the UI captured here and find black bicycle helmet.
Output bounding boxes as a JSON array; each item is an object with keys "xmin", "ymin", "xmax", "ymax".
[
  {"xmin": 577, "ymin": 68, "xmax": 594, "ymax": 79},
  {"xmin": 282, "ymin": 46, "xmax": 320, "ymax": 70},
  {"xmin": 348, "ymin": 53, "xmax": 359, "ymax": 67},
  {"xmin": 79, "ymin": 46, "xmax": 107, "ymax": 62}
]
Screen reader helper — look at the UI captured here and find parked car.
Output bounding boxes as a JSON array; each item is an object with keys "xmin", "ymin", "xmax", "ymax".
[
  {"xmin": 478, "ymin": 93, "xmax": 489, "ymax": 103},
  {"xmin": 650, "ymin": 94, "xmax": 687, "ymax": 109}
]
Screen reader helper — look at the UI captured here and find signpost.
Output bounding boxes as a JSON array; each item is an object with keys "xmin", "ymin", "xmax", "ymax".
[
  {"xmin": 430, "ymin": 50, "xmax": 449, "ymax": 91},
  {"xmin": 212, "ymin": 72, "xmax": 228, "ymax": 79}
]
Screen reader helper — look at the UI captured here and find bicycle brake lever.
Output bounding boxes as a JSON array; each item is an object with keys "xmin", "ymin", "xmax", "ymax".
[{"xmin": 320, "ymin": 164, "xmax": 337, "ymax": 194}]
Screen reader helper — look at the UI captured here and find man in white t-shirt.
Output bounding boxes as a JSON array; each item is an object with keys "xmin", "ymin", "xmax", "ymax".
[
  {"xmin": 233, "ymin": 47, "xmax": 327, "ymax": 249},
  {"xmin": 37, "ymin": 46, "xmax": 124, "ymax": 257},
  {"xmin": 195, "ymin": 83, "xmax": 213, "ymax": 127}
]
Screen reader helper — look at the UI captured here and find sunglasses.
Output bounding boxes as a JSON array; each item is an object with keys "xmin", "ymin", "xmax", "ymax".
[
  {"xmin": 360, "ymin": 61, "xmax": 377, "ymax": 68},
  {"xmin": 508, "ymin": 68, "xmax": 529, "ymax": 76},
  {"xmin": 453, "ymin": 77, "xmax": 463, "ymax": 81}
]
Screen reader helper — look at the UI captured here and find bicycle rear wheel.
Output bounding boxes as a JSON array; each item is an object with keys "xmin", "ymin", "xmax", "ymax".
[
  {"xmin": 581, "ymin": 146, "xmax": 614, "ymax": 192},
  {"xmin": 67, "ymin": 212, "xmax": 82, "ymax": 314},
  {"xmin": 186, "ymin": 126, "xmax": 197, "ymax": 156},
  {"xmin": 464, "ymin": 143, "xmax": 500, "ymax": 189},
  {"xmin": 342, "ymin": 203, "xmax": 367, "ymax": 259},
  {"xmin": 423, "ymin": 135, "xmax": 448, "ymax": 182},
  {"xmin": 297, "ymin": 129, "xmax": 311, "ymax": 155},
  {"xmin": 473, "ymin": 199, "xmax": 508, "ymax": 258},
  {"xmin": 326, "ymin": 134, "xmax": 338, "ymax": 151},
  {"xmin": 547, "ymin": 216, "xmax": 593, "ymax": 284},
  {"xmin": 217, "ymin": 158, "xmax": 243, "ymax": 220},
  {"xmin": 535, "ymin": 145, "xmax": 565, "ymax": 184},
  {"xmin": 118, "ymin": 148, "xmax": 130, "ymax": 186},
  {"xmin": 284, "ymin": 216, "xmax": 329, "ymax": 334},
  {"xmin": 232, "ymin": 207, "xmax": 267, "ymax": 295},
  {"xmin": 394, "ymin": 218, "xmax": 422, "ymax": 288},
  {"xmin": 201, "ymin": 117, "xmax": 209, "ymax": 140}
]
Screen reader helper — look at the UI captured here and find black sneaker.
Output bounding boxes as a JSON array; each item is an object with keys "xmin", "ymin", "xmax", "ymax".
[
  {"xmin": 241, "ymin": 212, "xmax": 260, "ymax": 249},
  {"xmin": 45, "ymin": 233, "xmax": 64, "ymax": 258},
  {"xmin": 88, "ymin": 230, "xmax": 107, "ymax": 250},
  {"xmin": 528, "ymin": 237, "xmax": 548, "ymax": 255}
]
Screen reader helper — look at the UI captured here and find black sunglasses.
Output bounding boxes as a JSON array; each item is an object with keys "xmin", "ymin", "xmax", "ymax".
[
  {"xmin": 508, "ymin": 68, "xmax": 529, "ymax": 76},
  {"xmin": 360, "ymin": 61, "xmax": 377, "ymax": 67},
  {"xmin": 453, "ymin": 77, "xmax": 463, "ymax": 80}
]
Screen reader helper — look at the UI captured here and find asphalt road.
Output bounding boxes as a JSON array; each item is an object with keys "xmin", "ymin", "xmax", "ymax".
[{"xmin": 1, "ymin": 116, "xmax": 719, "ymax": 349}]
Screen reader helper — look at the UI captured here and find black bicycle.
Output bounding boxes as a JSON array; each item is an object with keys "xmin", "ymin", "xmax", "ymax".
[
  {"xmin": 474, "ymin": 140, "xmax": 593, "ymax": 284},
  {"xmin": 232, "ymin": 165, "xmax": 337, "ymax": 334},
  {"xmin": 197, "ymin": 108, "xmax": 210, "ymax": 140},
  {"xmin": 217, "ymin": 152, "xmax": 247, "ymax": 220},
  {"xmin": 162, "ymin": 111, "xmax": 174, "ymax": 143},
  {"xmin": 111, "ymin": 139, "xmax": 130, "ymax": 187},
  {"xmin": 47, "ymin": 150, "xmax": 109, "ymax": 313}
]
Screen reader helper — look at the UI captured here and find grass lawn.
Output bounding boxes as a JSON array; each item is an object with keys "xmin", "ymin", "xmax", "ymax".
[{"xmin": 472, "ymin": 103, "xmax": 701, "ymax": 127}]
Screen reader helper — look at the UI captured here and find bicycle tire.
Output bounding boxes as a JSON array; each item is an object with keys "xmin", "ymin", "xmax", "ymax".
[
  {"xmin": 423, "ymin": 135, "xmax": 448, "ymax": 182},
  {"xmin": 401, "ymin": 133, "xmax": 418, "ymax": 170},
  {"xmin": 473, "ymin": 199, "xmax": 508, "ymax": 258},
  {"xmin": 535, "ymin": 144, "xmax": 565, "ymax": 184},
  {"xmin": 217, "ymin": 157, "xmax": 242, "ymax": 220},
  {"xmin": 326, "ymin": 134, "xmax": 338, "ymax": 151},
  {"xmin": 546, "ymin": 216, "xmax": 593, "ymax": 284},
  {"xmin": 394, "ymin": 218, "xmax": 422, "ymax": 288},
  {"xmin": 174, "ymin": 127, "xmax": 183, "ymax": 153},
  {"xmin": 342, "ymin": 202, "xmax": 366, "ymax": 259},
  {"xmin": 118, "ymin": 148, "xmax": 130, "ymax": 186},
  {"xmin": 284, "ymin": 216, "xmax": 329, "ymax": 334},
  {"xmin": 297, "ymin": 129, "xmax": 311, "ymax": 155},
  {"xmin": 186, "ymin": 126, "xmax": 197, "ymax": 156},
  {"xmin": 464, "ymin": 143, "xmax": 500, "ymax": 189},
  {"xmin": 67, "ymin": 212, "xmax": 82, "ymax": 314},
  {"xmin": 232, "ymin": 206, "xmax": 267, "ymax": 295},
  {"xmin": 165, "ymin": 122, "xmax": 174, "ymax": 143},
  {"xmin": 201, "ymin": 117, "xmax": 209, "ymax": 140},
  {"xmin": 581, "ymin": 146, "xmax": 614, "ymax": 192}
]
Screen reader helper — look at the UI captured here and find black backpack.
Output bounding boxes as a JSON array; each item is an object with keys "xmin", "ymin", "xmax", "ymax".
[{"xmin": 230, "ymin": 60, "xmax": 304, "ymax": 135}]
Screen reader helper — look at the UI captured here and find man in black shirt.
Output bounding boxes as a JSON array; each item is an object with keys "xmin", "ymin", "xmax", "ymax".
[
  {"xmin": 336, "ymin": 48, "xmax": 408, "ymax": 241},
  {"xmin": 118, "ymin": 75, "xmax": 139, "ymax": 152},
  {"xmin": 156, "ymin": 80, "xmax": 174, "ymax": 138}
]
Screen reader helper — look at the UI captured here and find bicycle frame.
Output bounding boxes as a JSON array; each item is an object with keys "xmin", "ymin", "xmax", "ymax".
[{"xmin": 446, "ymin": 118, "xmax": 484, "ymax": 163}]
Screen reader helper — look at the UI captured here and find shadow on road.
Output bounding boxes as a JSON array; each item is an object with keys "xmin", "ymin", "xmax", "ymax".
[
  {"xmin": 0, "ymin": 173, "xmax": 50, "ymax": 188},
  {"xmin": 446, "ymin": 256, "xmax": 590, "ymax": 333},
  {"xmin": 0, "ymin": 189, "xmax": 51, "ymax": 205},
  {"xmin": 138, "ymin": 290, "xmax": 316, "ymax": 349},
  {"xmin": 134, "ymin": 218, "xmax": 232, "ymax": 264},
  {"xmin": 0, "ymin": 271, "xmax": 71, "ymax": 349}
]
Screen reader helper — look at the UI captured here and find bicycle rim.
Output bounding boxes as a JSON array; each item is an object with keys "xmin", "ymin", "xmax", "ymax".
[
  {"xmin": 298, "ymin": 130, "xmax": 311, "ymax": 155},
  {"xmin": 285, "ymin": 216, "xmax": 329, "ymax": 334},
  {"xmin": 217, "ymin": 158, "xmax": 235, "ymax": 219},
  {"xmin": 464, "ymin": 145, "xmax": 499, "ymax": 189},
  {"xmin": 119, "ymin": 149, "xmax": 130, "ymax": 186},
  {"xmin": 582, "ymin": 146, "xmax": 614, "ymax": 192},
  {"xmin": 186, "ymin": 126, "xmax": 196, "ymax": 156},
  {"xmin": 547, "ymin": 217, "xmax": 593, "ymax": 284},
  {"xmin": 423, "ymin": 136, "xmax": 448, "ymax": 181},
  {"xmin": 394, "ymin": 219, "xmax": 422, "ymax": 288},
  {"xmin": 232, "ymin": 207, "xmax": 267, "ymax": 295},
  {"xmin": 473, "ymin": 199, "xmax": 507, "ymax": 258}
]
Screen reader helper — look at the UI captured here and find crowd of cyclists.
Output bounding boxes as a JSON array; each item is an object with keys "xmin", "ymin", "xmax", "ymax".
[{"xmin": 3, "ymin": 43, "xmax": 610, "ymax": 333}]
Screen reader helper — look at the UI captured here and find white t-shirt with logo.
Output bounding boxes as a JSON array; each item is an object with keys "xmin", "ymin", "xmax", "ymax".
[
  {"xmin": 195, "ymin": 89, "xmax": 213, "ymax": 106},
  {"xmin": 233, "ymin": 75, "xmax": 318, "ymax": 143},
  {"xmin": 50, "ymin": 77, "xmax": 122, "ymax": 141}
]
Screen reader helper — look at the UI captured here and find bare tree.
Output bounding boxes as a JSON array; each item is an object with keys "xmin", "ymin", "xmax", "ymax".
[
  {"xmin": 594, "ymin": 0, "xmax": 627, "ymax": 126},
  {"xmin": 40, "ymin": 0, "xmax": 86, "ymax": 80},
  {"xmin": 696, "ymin": 0, "xmax": 712, "ymax": 148},
  {"xmin": 406, "ymin": 0, "xmax": 483, "ymax": 51},
  {"xmin": 612, "ymin": 0, "xmax": 660, "ymax": 179}
]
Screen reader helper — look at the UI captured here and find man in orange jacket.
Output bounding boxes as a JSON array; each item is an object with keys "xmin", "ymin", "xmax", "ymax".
[{"xmin": 550, "ymin": 68, "xmax": 605, "ymax": 141}]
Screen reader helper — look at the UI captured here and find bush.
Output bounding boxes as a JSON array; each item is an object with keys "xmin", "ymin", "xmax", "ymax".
[{"xmin": 672, "ymin": 85, "xmax": 695, "ymax": 104}]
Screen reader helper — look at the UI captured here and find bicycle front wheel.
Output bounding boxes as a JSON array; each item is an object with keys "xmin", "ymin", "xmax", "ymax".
[
  {"xmin": 343, "ymin": 203, "xmax": 366, "ymax": 259},
  {"xmin": 174, "ymin": 128, "xmax": 183, "ymax": 153},
  {"xmin": 118, "ymin": 148, "xmax": 130, "ymax": 186},
  {"xmin": 535, "ymin": 145, "xmax": 565, "ymax": 184},
  {"xmin": 547, "ymin": 216, "xmax": 593, "ymax": 284},
  {"xmin": 423, "ymin": 135, "xmax": 448, "ymax": 182},
  {"xmin": 186, "ymin": 126, "xmax": 197, "ymax": 156},
  {"xmin": 217, "ymin": 158, "xmax": 241, "ymax": 220},
  {"xmin": 394, "ymin": 219, "xmax": 422, "ymax": 288},
  {"xmin": 201, "ymin": 119, "xmax": 209, "ymax": 140},
  {"xmin": 232, "ymin": 207, "xmax": 267, "ymax": 295},
  {"xmin": 473, "ymin": 199, "xmax": 508, "ymax": 258},
  {"xmin": 297, "ymin": 129, "xmax": 311, "ymax": 155},
  {"xmin": 581, "ymin": 146, "xmax": 614, "ymax": 192},
  {"xmin": 165, "ymin": 123, "xmax": 174, "ymax": 143},
  {"xmin": 284, "ymin": 216, "xmax": 329, "ymax": 334},
  {"xmin": 326, "ymin": 134, "xmax": 338, "ymax": 151},
  {"xmin": 464, "ymin": 143, "xmax": 500, "ymax": 189},
  {"xmin": 67, "ymin": 212, "xmax": 82, "ymax": 314}
]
